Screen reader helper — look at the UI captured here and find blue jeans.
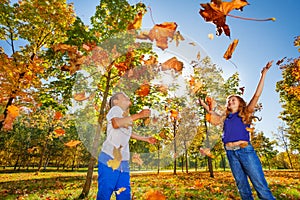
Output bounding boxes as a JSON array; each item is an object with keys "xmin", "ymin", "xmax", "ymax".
[
  {"xmin": 97, "ymin": 152, "xmax": 131, "ymax": 200},
  {"xmin": 225, "ymin": 144, "xmax": 275, "ymax": 200}
]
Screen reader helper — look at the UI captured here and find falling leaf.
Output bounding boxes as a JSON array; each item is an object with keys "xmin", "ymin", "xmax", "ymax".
[
  {"xmin": 199, "ymin": 148, "xmax": 215, "ymax": 158},
  {"xmin": 132, "ymin": 153, "xmax": 143, "ymax": 166},
  {"xmin": 170, "ymin": 109, "xmax": 179, "ymax": 119},
  {"xmin": 143, "ymin": 189, "xmax": 166, "ymax": 200},
  {"xmin": 276, "ymin": 57, "xmax": 287, "ymax": 65},
  {"xmin": 116, "ymin": 187, "xmax": 126, "ymax": 195},
  {"xmin": 127, "ymin": 11, "xmax": 144, "ymax": 30},
  {"xmin": 107, "ymin": 146, "xmax": 123, "ymax": 170},
  {"xmin": 205, "ymin": 113, "xmax": 222, "ymax": 126},
  {"xmin": 239, "ymin": 86, "xmax": 245, "ymax": 95},
  {"xmin": 197, "ymin": 51, "xmax": 201, "ymax": 60},
  {"xmin": 148, "ymin": 22, "xmax": 178, "ymax": 50},
  {"xmin": 189, "ymin": 42, "xmax": 196, "ymax": 46},
  {"xmin": 143, "ymin": 55, "xmax": 158, "ymax": 66},
  {"xmin": 64, "ymin": 140, "xmax": 81, "ymax": 147},
  {"xmin": 223, "ymin": 39, "xmax": 239, "ymax": 60},
  {"xmin": 54, "ymin": 111, "xmax": 63, "ymax": 120},
  {"xmin": 136, "ymin": 83, "xmax": 151, "ymax": 97},
  {"xmin": 161, "ymin": 57, "xmax": 183, "ymax": 72},
  {"xmin": 74, "ymin": 92, "xmax": 89, "ymax": 101},
  {"xmin": 208, "ymin": 33, "xmax": 214, "ymax": 40},
  {"xmin": 54, "ymin": 128, "xmax": 65, "ymax": 136},
  {"xmin": 246, "ymin": 127, "xmax": 255, "ymax": 133},
  {"xmin": 199, "ymin": 0, "xmax": 249, "ymax": 37},
  {"xmin": 206, "ymin": 96, "xmax": 215, "ymax": 110},
  {"xmin": 172, "ymin": 31, "xmax": 185, "ymax": 47}
]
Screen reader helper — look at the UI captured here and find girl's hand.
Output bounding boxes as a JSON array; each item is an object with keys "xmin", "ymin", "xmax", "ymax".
[{"xmin": 261, "ymin": 60, "xmax": 273, "ymax": 74}]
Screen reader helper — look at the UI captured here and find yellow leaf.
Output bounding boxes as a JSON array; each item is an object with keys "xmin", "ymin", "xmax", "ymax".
[{"xmin": 107, "ymin": 146, "xmax": 123, "ymax": 170}]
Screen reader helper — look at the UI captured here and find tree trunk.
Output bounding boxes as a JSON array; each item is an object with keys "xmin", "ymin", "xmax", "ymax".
[
  {"xmin": 173, "ymin": 120, "xmax": 177, "ymax": 175},
  {"xmin": 79, "ymin": 70, "xmax": 112, "ymax": 198},
  {"xmin": 38, "ymin": 139, "xmax": 49, "ymax": 172}
]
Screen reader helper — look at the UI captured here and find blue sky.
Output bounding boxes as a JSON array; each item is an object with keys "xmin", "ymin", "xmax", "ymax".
[
  {"xmin": 1, "ymin": 1, "xmax": 299, "ymax": 143},
  {"xmin": 70, "ymin": 0, "xmax": 300, "ymax": 142}
]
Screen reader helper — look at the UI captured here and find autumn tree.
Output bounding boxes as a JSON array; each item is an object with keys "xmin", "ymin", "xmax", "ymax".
[
  {"xmin": 0, "ymin": 0, "xmax": 76, "ymax": 131},
  {"xmin": 276, "ymin": 36, "xmax": 300, "ymax": 152},
  {"xmin": 251, "ymin": 131, "xmax": 278, "ymax": 170}
]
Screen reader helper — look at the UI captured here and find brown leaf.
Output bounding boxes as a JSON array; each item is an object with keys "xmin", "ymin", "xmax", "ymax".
[
  {"xmin": 136, "ymin": 83, "xmax": 151, "ymax": 97},
  {"xmin": 223, "ymin": 39, "xmax": 239, "ymax": 60},
  {"xmin": 172, "ymin": 31, "xmax": 185, "ymax": 47},
  {"xmin": 64, "ymin": 140, "xmax": 81, "ymax": 147},
  {"xmin": 199, "ymin": 0, "xmax": 249, "ymax": 37},
  {"xmin": 74, "ymin": 92, "xmax": 89, "ymax": 101},
  {"xmin": 148, "ymin": 22, "xmax": 178, "ymax": 50},
  {"xmin": 161, "ymin": 57, "xmax": 183, "ymax": 72}
]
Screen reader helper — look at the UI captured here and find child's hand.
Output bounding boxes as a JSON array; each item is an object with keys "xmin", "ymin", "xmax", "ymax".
[
  {"xmin": 146, "ymin": 137, "xmax": 157, "ymax": 144},
  {"xmin": 139, "ymin": 109, "xmax": 151, "ymax": 118}
]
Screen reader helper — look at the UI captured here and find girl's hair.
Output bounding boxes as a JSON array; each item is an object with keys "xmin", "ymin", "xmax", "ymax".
[
  {"xmin": 109, "ymin": 92, "xmax": 125, "ymax": 108},
  {"xmin": 226, "ymin": 95, "xmax": 253, "ymax": 124}
]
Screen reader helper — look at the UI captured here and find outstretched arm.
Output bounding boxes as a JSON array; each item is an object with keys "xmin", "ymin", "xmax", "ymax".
[
  {"xmin": 111, "ymin": 109, "xmax": 150, "ymax": 129},
  {"xmin": 199, "ymin": 98, "xmax": 224, "ymax": 125},
  {"xmin": 247, "ymin": 61, "xmax": 273, "ymax": 112},
  {"xmin": 131, "ymin": 133, "xmax": 157, "ymax": 144}
]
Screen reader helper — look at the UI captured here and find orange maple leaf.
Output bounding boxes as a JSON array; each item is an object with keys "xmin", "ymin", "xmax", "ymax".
[
  {"xmin": 148, "ymin": 22, "xmax": 178, "ymax": 50},
  {"xmin": 223, "ymin": 39, "xmax": 239, "ymax": 60},
  {"xmin": 199, "ymin": 0, "xmax": 249, "ymax": 37},
  {"xmin": 54, "ymin": 111, "xmax": 63, "ymax": 120},
  {"xmin": 64, "ymin": 140, "xmax": 81, "ymax": 147},
  {"xmin": 136, "ymin": 83, "xmax": 151, "ymax": 97},
  {"xmin": 206, "ymin": 96, "xmax": 215, "ymax": 111},
  {"xmin": 161, "ymin": 57, "xmax": 183, "ymax": 72}
]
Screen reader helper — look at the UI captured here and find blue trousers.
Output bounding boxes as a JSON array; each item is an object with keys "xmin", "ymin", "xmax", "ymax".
[
  {"xmin": 97, "ymin": 152, "xmax": 131, "ymax": 200},
  {"xmin": 226, "ymin": 144, "xmax": 275, "ymax": 200}
]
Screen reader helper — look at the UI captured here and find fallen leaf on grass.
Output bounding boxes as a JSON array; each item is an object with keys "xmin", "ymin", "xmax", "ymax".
[{"xmin": 143, "ymin": 189, "xmax": 166, "ymax": 200}]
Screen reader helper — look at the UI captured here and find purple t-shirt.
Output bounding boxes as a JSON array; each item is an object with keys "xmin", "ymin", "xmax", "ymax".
[{"xmin": 222, "ymin": 112, "xmax": 250, "ymax": 144}]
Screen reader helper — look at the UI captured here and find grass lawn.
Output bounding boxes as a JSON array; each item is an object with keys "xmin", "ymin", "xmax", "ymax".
[{"xmin": 0, "ymin": 169, "xmax": 299, "ymax": 199}]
